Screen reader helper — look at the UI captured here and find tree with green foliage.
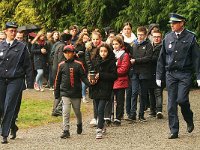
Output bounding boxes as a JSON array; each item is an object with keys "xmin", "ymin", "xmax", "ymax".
[{"xmin": 0, "ymin": 0, "xmax": 199, "ymax": 42}]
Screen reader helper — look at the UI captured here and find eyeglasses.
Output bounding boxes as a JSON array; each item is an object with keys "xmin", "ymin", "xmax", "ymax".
[
  {"xmin": 153, "ymin": 36, "xmax": 161, "ymax": 38},
  {"xmin": 7, "ymin": 29, "xmax": 17, "ymax": 33},
  {"xmin": 0, "ymin": 38, "xmax": 5, "ymax": 40},
  {"xmin": 137, "ymin": 34, "xmax": 145, "ymax": 37}
]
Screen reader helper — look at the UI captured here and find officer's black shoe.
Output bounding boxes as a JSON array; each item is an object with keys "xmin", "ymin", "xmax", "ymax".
[
  {"xmin": 10, "ymin": 126, "xmax": 19, "ymax": 140},
  {"xmin": 77, "ymin": 123, "xmax": 82, "ymax": 134},
  {"xmin": 168, "ymin": 133, "xmax": 178, "ymax": 139},
  {"xmin": 187, "ymin": 122, "xmax": 194, "ymax": 133},
  {"xmin": 1, "ymin": 137, "xmax": 8, "ymax": 144},
  {"xmin": 60, "ymin": 130, "xmax": 70, "ymax": 139}
]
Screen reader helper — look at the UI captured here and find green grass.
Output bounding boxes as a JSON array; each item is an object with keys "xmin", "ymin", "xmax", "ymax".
[{"xmin": 17, "ymin": 98, "xmax": 86, "ymax": 129}]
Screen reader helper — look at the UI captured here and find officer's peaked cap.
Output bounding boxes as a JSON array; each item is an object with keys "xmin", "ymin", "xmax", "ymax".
[
  {"xmin": 5, "ymin": 22, "xmax": 18, "ymax": 29},
  {"xmin": 169, "ymin": 13, "xmax": 186, "ymax": 23}
]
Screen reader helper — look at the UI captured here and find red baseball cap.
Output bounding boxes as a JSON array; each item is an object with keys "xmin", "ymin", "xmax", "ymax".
[{"xmin": 63, "ymin": 45, "xmax": 75, "ymax": 52}]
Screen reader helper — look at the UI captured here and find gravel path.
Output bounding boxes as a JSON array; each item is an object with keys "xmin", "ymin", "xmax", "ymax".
[{"xmin": 1, "ymin": 90, "xmax": 200, "ymax": 150}]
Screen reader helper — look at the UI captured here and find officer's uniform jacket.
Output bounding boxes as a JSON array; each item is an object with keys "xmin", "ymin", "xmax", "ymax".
[
  {"xmin": 156, "ymin": 29, "xmax": 200, "ymax": 80},
  {"xmin": 0, "ymin": 39, "xmax": 33, "ymax": 88}
]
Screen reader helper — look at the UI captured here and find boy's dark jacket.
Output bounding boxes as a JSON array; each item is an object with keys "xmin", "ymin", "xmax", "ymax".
[
  {"xmin": 54, "ymin": 58, "xmax": 90, "ymax": 99},
  {"xmin": 131, "ymin": 40, "xmax": 153, "ymax": 79},
  {"xmin": 89, "ymin": 52, "xmax": 118, "ymax": 100}
]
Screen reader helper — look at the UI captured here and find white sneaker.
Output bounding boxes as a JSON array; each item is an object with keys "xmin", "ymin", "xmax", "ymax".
[
  {"xmin": 49, "ymin": 87, "xmax": 54, "ymax": 91},
  {"xmin": 40, "ymin": 88, "xmax": 44, "ymax": 92},
  {"xmin": 96, "ymin": 128, "xmax": 102, "ymax": 139},
  {"xmin": 90, "ymin": 118, "xmax": 97, "ymax": 127},
  {"xmin": 82, "ymin": 97, "xmax": 89, "ymax": 103},
  {"xmin": 102, "ymin": 126, "xmax": 106, "ymax": 134}
]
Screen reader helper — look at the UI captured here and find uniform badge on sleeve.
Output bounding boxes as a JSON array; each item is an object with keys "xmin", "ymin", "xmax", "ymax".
[
  {"xmin": 0, "ymin": 51, "xmax": 3, "ymax": 56},
  {"xmin": 169, "ymin": 43, "xmax": 172, "ymax": 49}
]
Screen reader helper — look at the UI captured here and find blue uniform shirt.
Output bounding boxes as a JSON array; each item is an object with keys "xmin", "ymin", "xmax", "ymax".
[
  {"xmin": 0, "ymin": 39, "xmax": 33, "ymax": 88},
  {"xmin": 156, "ymin": 29, "xmax": 200, "ymax": 80}
]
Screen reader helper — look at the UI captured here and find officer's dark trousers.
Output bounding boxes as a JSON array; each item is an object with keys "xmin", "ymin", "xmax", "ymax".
[
  {"xmin": 166, "ymin": 71, "xmax": 193, "ymax": 134},
  {"xmin": 11, "ymin": 91, "xmax": 23, "ymax": 130},
  {"xmin": 0, "ymin": 78, "xmax": 24, "ymax": 137}
]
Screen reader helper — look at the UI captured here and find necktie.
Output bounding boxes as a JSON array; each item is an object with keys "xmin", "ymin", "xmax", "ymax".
[
  {"xmin": 177, "ymin": 34, "xmax": 180, "ymax": 39},
  {"xmin": 8, "ymin": 43, "xmax": 10, "ymax": 47}
]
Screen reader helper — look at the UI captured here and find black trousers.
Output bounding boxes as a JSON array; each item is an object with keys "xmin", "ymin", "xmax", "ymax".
[
  {"xmin": 0, "ymin": 78, "xmax": 24, "ymax": 137},
  {"xmin": 149, "ymin": 87, "xmax": 163, "ymax": 113},
  {"xmin": 166, "ymin": 71, "xmax": 193, "ymax": 134},
  {"xmin": 113, "ymin": 88, "xmax": 125, "ymax": 120},
  {"xmin": 10, "ymin": 91, "xmax": 23, "ymax": 130}
]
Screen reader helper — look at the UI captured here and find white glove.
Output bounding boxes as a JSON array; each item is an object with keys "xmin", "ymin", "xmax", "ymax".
[
  {"xmin": 197, "ymin": 80, "xmax": 200, "ymax": 87},
  {"xmin": 156, "ymin": 80, "xmax": 161, "ymax": 87}
]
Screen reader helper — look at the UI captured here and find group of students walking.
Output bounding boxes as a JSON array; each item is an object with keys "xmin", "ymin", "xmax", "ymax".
[{"xmin": 0, "ymin": 12, "xmax": 200, "ymax": 144}]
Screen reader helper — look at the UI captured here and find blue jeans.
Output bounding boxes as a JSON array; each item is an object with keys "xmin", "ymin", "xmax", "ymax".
[
  {"xmin": 130, "ymin": 73, "xmax": 150, "ymax": 118},
  {"xmin": 36, "ymin": 69, "xmax": 44, "ymax": 88},
  {"xmin": 130, "ymin": 77, "xmax": 139, "ymax": 118},
  {"xmin": 48, "ymin": 65, "xmax": 53, "ymax": 87},
  {"xmin": 95, "ymin": 99, "xmax": 107, "ymax": 129},
  {"xmin": 81, "ymin": 82, "xmax": 87, "ymax": 97}
]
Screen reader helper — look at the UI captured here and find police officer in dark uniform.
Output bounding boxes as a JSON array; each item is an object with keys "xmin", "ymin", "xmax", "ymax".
[
  {"xmin": 0, "ymin": 22, "xmax": 33, "ymax": 144},
  {"xmin": 156, "ymin": 13, "xmax": 200, "ymax": 139}
]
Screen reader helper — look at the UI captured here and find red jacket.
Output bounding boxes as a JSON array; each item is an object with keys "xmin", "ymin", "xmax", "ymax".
[{"xmin": 113, "ymin": 52, "xmax": 130, "ymax": 89}]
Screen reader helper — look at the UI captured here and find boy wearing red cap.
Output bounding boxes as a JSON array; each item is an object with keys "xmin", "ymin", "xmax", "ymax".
[{"xmin": 54, "ymin": 45, "xmax": 91, "ymax": 139}]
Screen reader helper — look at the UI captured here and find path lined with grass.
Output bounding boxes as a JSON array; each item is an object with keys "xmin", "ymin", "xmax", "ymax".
[{"xmin": 1, "ymin": 90, "xmax": 200, "ymax": 149}]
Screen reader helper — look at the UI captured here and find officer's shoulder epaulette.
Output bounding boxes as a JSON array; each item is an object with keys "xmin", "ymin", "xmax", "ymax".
[{"xmin": 186, "ymin": 29, "xmax": 196, "ymax": 36}]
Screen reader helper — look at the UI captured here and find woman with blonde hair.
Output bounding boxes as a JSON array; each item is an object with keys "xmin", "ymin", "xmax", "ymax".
[{"xmin": 31, "ymin": 30, "xmax": 48, "ymax": 91}]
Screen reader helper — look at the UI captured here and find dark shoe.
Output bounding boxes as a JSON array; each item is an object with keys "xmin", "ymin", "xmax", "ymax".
[
  {"xmin": 156, "ymin": 112, "xmax": 163, "ymax": 119},
  {"xmin": 187, "ymin": 122, "xmax": 194, "ymax": 133},
  {"xmin": 1, "ymin": 137, "xmax": 8, "ymax": 144},
  {"xmin": 126, "ymin": 116, "xmax": 136, "ymax": 122},
  {"xmin": 113, "ymin": 120, "xmax": 121, "ymax": 126},
  {"xmin": 77, "ymin": 123, "xmax": 82, "ymax": 134},
  {"xmin": 105, "ymin": 119, "xmax": 111, "ymax": 126},
  {"xmin": 139, "ymin": 116, "xmax": 147, "ymax": 122},
  {"xmin": 60, "ymin": 130, "xmax": 70, "ymax": 139},
  {"xmin": 10, "ymin": 125, "xmax": 19, "ymax": 140},
  {"xmin": 168, "ymin": 133, "xmax": 178, "ymax": 139},
  {"xmin": 149, "ymin": 111, "xmax": 156, "ymax": 117}
]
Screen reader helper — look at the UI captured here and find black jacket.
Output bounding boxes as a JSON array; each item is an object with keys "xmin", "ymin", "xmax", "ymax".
[
  {"xmin": 89, "ymin": 53, "xmax": 118, "ymax": 100},
  {"xmin": 150, "ymin": 43, "xmax": 163, "ymax": 87},
  {"xmin": 156, "ymin": 29, "xmax": 200, "ymax": 80},
  {"xmin": 131, "ymin": 40, "xmax": 153, "ymax": 79},
  {"xmin": 54, "ymin": 58, "xmax": 90, "ymax": 99},
  {"xmin": 31, "ymin": 42, "xmax": 48, "ymax": 70},
  {"xmin": 0, "ymin": 39, "xmax": 33, "ymax": 88}
]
